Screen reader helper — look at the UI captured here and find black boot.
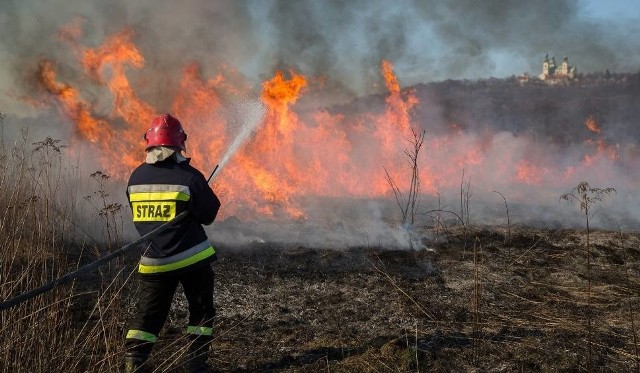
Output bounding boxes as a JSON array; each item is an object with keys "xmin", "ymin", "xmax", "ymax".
[
  {"xmin": 124, "ymin": 352, "xmax": 149, "ymax": 373},
  {"xmin": 188, "ymin": 340, "xmax": 212, "ymax": 373}
]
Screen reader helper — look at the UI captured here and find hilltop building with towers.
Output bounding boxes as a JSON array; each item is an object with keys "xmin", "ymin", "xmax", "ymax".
[{"xmin": 539, "ymin": 54, "xmax": 577, "ymax": 81}]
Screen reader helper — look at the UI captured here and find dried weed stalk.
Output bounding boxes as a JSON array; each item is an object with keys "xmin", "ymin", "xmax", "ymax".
[
  {"xmin": 460, "ymin": 168, "xmax": 472, "ymax": 227},
  {"xmin": 384, "ymin": 128, "xmax": 425, "ymax": 227},
  {"xmin": 560, "ymin": 181, "xmax": 616, "ymax": 372},
  {"xmin": 493, "ymin": 190, "xmax": 511, "ymax": 243},
  {"xmin": 384, "ymin": 128, "xmax": 425, "ymax": 249}
]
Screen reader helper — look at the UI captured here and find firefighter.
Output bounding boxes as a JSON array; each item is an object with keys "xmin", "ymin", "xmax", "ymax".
[{"xmin": 124, "ymin": 113, "xmax": 221, "ymax": 373}]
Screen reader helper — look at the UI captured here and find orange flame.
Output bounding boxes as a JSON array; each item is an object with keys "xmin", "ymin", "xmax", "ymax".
[
  {"xmin": 585, "ymin": 115, "xmax": 601, "ymax": 134},
  {"xmin": 515, "ymin": 160, "xmax": 549, "ymax": 185},
  {"xmin": 33, "ymin": 28, "xmax": 628, "ymax": 219},
  {"xmin": 582, "ymin": 115, "xmax": 618, "ymax": 166},
  {"xmin": 37, "ymin": 59, "xmax": 113, "ymax": 146}
]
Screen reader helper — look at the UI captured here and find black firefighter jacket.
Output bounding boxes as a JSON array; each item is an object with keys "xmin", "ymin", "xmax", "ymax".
[{"xmin": 127, "ymin": 158, "xmax": 221, "ymax": 277}]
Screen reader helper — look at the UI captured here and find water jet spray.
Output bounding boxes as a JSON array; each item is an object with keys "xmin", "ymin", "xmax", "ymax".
[{"xmin": 216, "ymin": 98, "xmax": 266, "ymax": 173}]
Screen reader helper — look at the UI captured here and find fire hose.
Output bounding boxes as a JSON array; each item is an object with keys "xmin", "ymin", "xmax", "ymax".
[{"xmin": 0, "ymin": 165, "xmax": 219, "ymax": 312}]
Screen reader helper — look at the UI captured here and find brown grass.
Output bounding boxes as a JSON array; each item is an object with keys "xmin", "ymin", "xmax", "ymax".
[
  {"xmin": 1, "ymin": 133, "xmax": 639, "ymax": 372},
  {"xmin": 0, "ymin": 133, "xmax": 131, "ymax": 372}
]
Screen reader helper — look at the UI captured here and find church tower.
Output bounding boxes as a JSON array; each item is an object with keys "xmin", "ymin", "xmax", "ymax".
[{"xmin": 539, "ymin": 54, "xmax": 574, "ymax": 81}]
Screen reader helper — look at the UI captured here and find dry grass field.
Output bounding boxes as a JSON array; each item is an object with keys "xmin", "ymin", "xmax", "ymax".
[{"xmin": 1, "ymin": 136, "xmax": 639, "ymax": 372}]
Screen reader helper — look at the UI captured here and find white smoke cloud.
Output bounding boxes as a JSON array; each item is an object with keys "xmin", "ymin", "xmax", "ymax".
[
  {"xmin": 1, "ymin": 0, "xmax": 639, "ymax": 247},
  {"xmin": 2, "ymin": 0, "xmax": 639, "ymax": 111}
]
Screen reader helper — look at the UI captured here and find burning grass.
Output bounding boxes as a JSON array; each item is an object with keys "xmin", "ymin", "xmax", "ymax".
[{"xmin": 33, "ymin": 25, "xmax": 640, "ymax": 225}]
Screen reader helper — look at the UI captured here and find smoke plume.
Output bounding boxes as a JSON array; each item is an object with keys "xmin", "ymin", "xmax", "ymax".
[{"xmin": 1, "ymin": 0, "xmax": 639, "ymax": 248}]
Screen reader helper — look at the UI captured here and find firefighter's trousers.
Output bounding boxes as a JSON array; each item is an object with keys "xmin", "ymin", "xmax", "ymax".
[{"xmin": 125, "ymin": 264, "xmax": 215, "ymax": 355}]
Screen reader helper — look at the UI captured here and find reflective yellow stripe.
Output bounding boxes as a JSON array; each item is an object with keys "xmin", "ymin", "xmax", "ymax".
[
  {"xmin": 187, "ymin": 326, "xmax": 213, "ymax": 336},
  {"xmin": 126, "ymin": 330, "xmax": 158, "ymax": 343},
  {"xmin": 138, "ymin": 246, "xmax": 215, "ymax": 274},
  {"xmin": 131, "ymin": 202, "xmax": 176, "ymax": 222},
  {"xmin": 129, "ymin": 184, "xmax": 189, "ymax": 195},
  {"xmin": 129, "ymin": 191, "xmax": 190, "ymax": 202}
]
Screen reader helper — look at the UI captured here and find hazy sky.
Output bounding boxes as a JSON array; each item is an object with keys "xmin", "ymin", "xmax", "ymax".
[
  {"xmin": 582, "ymin": 0, "xmax": 640, "ymax": 20},
  {"xmin": 0, "ymin": 0, "xmax": 639, "ymax": 114}
]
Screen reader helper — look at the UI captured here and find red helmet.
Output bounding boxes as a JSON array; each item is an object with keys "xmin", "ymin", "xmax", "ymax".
[{"xmin": 144, "ymin": 114, "xmax": 187, "ymax": 151}]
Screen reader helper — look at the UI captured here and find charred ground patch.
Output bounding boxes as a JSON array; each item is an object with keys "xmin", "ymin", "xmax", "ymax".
[{"xmin": 148, "ymin": 226, "xmax": 640, "ymax": 372}]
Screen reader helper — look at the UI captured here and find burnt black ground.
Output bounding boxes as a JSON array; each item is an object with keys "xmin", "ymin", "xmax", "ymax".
[{"xmin": 147, "ymin": 225, "xmax": 640, "ymax": 372}]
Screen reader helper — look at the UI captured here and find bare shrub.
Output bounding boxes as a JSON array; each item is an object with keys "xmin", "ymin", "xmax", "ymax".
[
  {"xmin": 384, "ymin": 128, "xmax": 425, "ymax": 249},
  {"xmin": 560, "ymin": 181, "xmax": 616, "ymax": 372}
]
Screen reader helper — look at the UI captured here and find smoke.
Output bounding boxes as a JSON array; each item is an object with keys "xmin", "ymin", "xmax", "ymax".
[
  {"xmin": 2, "ymin": 0, "xmax": 639, "ymax": 111},
  {"xmin": 1, "ymin": 0, "xmax": 640, "ymax": 248}
]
